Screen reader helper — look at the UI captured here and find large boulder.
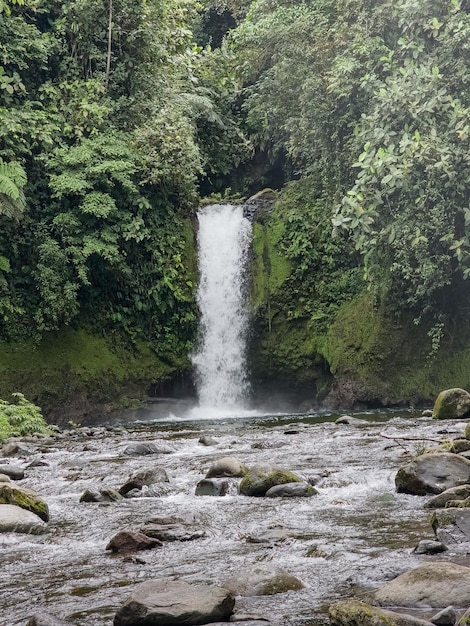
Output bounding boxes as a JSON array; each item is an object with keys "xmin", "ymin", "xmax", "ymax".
[
  {"xmin": 329, "ymin": 599, "xmax": 433, "ymax": 626},
  {"xmin": 119, "ymin": 469, "xmax": 169, "ymax": 496},
  {"xmin": 429, "ymin": 508, "xmax": 470, "ymax": 545},
  {"xmin": 0, "ymin": 483, "xmax": 49, "ymax": 521},
  {"xmin": 223, "ymin": 565, "xmax": 303, "ymax": 596},
  {"xmin": 433, "ymin": 389, "xmax": 470, "ymax": 420},
  {"xmin": 239, "ymin": 465, "xmax": 303, "ymax": 497},
  {"xmin": 424, "ymin": 485, "xmax": 470, "ymax": 509},
  {"xmin": 205, "ymin": 456, "xmax": 248, "ymax": 478},
  {"xmin": 0, "ymin": 464, "xmax": 25, "ymax": 480},
  {"xmin": 195, "ymin": 479, "xmax": 229, "ymax": 496},
  {"xmin": 0, "ymin": 504, "xmax": 48, "ymax": 534},
  {"xmin": 375, "ymin": 562, "xmax": 470, "ymax": 608},
  {"xmin": 113, "ymin": 580, "xmax": 234, "ymax": 626},
  {"xmin": 395, "ymin": 453, "xmax": 470, "ymax": 495}
]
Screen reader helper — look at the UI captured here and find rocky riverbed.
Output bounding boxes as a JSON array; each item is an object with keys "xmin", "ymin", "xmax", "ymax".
[{"xmin": 1, "ymin": 408, "xmax": 470, "ymax": 626}]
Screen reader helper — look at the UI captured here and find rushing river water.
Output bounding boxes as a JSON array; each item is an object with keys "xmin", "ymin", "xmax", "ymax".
[{"xmin": 1, "ymin": 408, "xmax": 467, "ymax": 625}]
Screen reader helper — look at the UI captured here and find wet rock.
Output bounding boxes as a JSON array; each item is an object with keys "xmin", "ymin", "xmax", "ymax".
[
  {"xmin": 105, "ymin": 530, "xmax": 163, "ymax": 553},
  {"xmin": 0, "ymin": 504, "xmax": 47, "ymax": 534},
  {"xmin": 251, "ymin": 439, "xmax": 287, "ymax": 449},
  {"xmin": 113, "ymin": 580, "xmax": 234, "ymax": 626},
  {"xmin": 422, "ymin": 410, "xmax": 434, "ymax": 417},
  {"xmin": 0, "ymin": 464, "xmax": 25, "ymax": 480},
  {"xmin": 375, "ymin": 562, "xmax": 470, "ymax": 608},
  {"xmin": 1, "ymin": 442, "xmax": 33, "ymax": 457},
  {"xmin": 199, "ymin": 436, "xmax": 218, "ymax": 446},
  {"xmin": 27, "ymin": 459, "xmax": 49, "ymax": 468},
  {"xmin": 123, "ymin": 442, "xmax": 173, "ymax": 456},
  {"xmin": 395, "ymin": 453, "xmax": 470, "ymax": 495},
  {"xmin": 241, "ymin": 528, "xmax": 289, "ymax": 545},
  {"xmin": 140, "ymin": 518, "xmax": 206, "ymax": 542},
  {"xmin": 413, "ymin": 539, "xmax": 447, "ymax": 554},
  {"xmin": 424, "ymin": 485, "xmax": 470, "ymax": 509},
  {"xmin": 143, "ymin": 483, "xmax": 174, "ymax": 497},
  {"xmin": 79, "ymin": 488, "xmax": 123, "ymax": 503},
  {"xmin": 119, "ymin": 469, "xmax": 169, "ymax": 495},
  {"xmin": 430, "ymin": 606, "xmax": 457, "ymax": 626},
  {"xmin": 223, "ymin": 565, "xmax": 303, "ymax": 596},
  {"xmin": 205, "ymin": 456, "xmax": 248, "ymax": 478},
  {"xmin": 430, "ymin": 508, "xmax": 470, "ymax": 545},
  {"xmin": 239, "ymin": 465, "xmax": 303, "ymax": 497},
  {"xmin": 329, "ymin": 599, "xmax": 433, "ymax": 626},
  {"xmin": 445, "ymin": 440, "xmax": 470, "ymax": 454},
  {"xmin": 195, "ymin": 478, "xmax": 229, "ymax": 496},
  {"xmin": 433, "ymin": 389, "xmax": 470, "ymax": 420},
  {"xmin": 25, "ymin": 613, "xmax": 70, "ymax": 625},
  {"xmin": 0, "ymin": 483, "xmax": 49, "ymax": 521},
  {"xmin": 265, "ymin": 482, "xmax": 318, "ymax": 498},
  {"xmin": 0, "ymin": 473, "xmax": 11, "ymax": 482}
]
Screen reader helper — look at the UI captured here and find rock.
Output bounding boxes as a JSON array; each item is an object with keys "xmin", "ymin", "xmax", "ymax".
[
  {"xmin": 430, "ymin": 508, "xmax": 470, "ymax": 545},
  {"xmin": 395, "ymin": 453, "xmax": 470, "ymax": 495},
  {"xmin": 375, "ymin": 562, "xmax": 470, "ymax": 608},
  {"xmin": 430, "ymin": 606, "xmax": 457, "ymax": 626},
  {"xmin": 105, "ymin": 530, "xmax": 163, "ymax": 553},
  {"xmin": 79, "ymin": 488, "xmax": 123, "ymax": 503},
  {"xmin": 0, "ymin": 483, "xmax": 49, "ymax": 521},
  {"xmin": 195, "ymin": 478, "xmax": 229, "ymax": 496},
  {"xmin": 445, "ymin": 440, "xmax": 470, "ymax": 453},
  {"xmin": 265, "ymin": 482, "xmax": 318, "ymax": 498},
  {"xmin": 223, "ymin": 565, "xmax": 303, "ymax": 596},
  {"xmin": 433, "ymin": 389, "xmax": 470, "ymax": 420},
  {"xmin": 424, "ymin": 485, "xmax": 470, "ymax": 509},
  {"xmin": 465, "ymin": 423, "xmax": 470, "ymax": 440},
  {"xmin": 329, "ymin": 599, "xmax": 433, "ymax": 626},
  {"xmin": 1, "ymin": 442, "xmax": 32, "ymax": 457},
  {"xmin": 0, "ymin": 504, "xmax": 47, "ymax": 534},
  {"xmin": 0, "ymin": 464, "xmax": 25, "ymax": 480},
  {"xmin": 239, "ymin": 465, "xmax": 303, "ymax": 497},
  {"xmin": 0, "ymin": 473, "xmax": 11, "ymax": 482},
  {"xmin": 413, "ymin": 539, "xmax": 447, "ymax": 554},
  {"xmin": 119, "ymin": 469, "xmax": 169, "ymax": 495},
  {"xmin": 251, "ymin": 440, "xmax": 288, "ymax": 449},
  {"xmin": 140, "ymin": 518, "xmax": 206, "ymax": 542},
  {"xmin": 205, "ymin": 456, "xmax": 248, "ymax": 478},
  {"xmin": 25, "ymin": 613, "xmax": 69, "ymax": 625},
  {"xmin": 422, "ymin": 410, "xmax": 434, "ymax": 417},
  {"xmin": 199, "ymin": 436, "xmax": 218, "ymax": 446},
  {"xmin": 123, "ymin": 442, "xmax": 173, "ymax": 456},
  {"xmin": 113, "ymin": 580, "xmax": 234, "ymax": 626}
]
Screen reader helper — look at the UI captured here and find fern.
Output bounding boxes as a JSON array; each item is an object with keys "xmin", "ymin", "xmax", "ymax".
[
  {"xmin": 0, "ymin": 393, "xmax": 51, "ymax": 440},
  {"xmin": 0, "ymin": 158, "xmax": 27, "ymax": 219}
]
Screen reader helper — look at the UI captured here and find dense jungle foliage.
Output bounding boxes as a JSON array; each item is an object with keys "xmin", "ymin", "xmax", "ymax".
[{"xmin": 1, "ymin": 0, "xmax": 469, "ymax": 405}]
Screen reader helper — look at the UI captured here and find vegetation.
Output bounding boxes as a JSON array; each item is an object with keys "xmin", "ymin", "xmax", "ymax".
[
  {"xmin": 0, "ymin": 393, "xmax": 51, "ymax": 440},
  {"xmin": 1, "ymin": 0, "xmax": 470, "ymax": 411}
]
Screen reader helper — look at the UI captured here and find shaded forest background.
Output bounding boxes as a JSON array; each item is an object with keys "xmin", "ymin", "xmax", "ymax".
[{"xmin": 0, "ymin": 0, "xmax": 469, "ymax": 416}]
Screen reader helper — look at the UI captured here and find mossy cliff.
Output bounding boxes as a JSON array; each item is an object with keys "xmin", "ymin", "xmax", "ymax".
[{"xmin": 249, "ymin": 182, "xmax": 470, "ymax": 410}]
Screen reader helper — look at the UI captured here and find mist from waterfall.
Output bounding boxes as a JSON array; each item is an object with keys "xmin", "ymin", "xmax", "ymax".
[{"xmin": 191, "ymin": 204, "xmax": 252, "ymax": 412}]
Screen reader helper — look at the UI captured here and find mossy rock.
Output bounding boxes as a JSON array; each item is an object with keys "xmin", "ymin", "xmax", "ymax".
[
  {"xmin": 239, "ymin": 465, "xmax": 303, "ymax": 497},
  {"xmin": 0, "ymin": 483, "xmax": 49, "ymax": 522},
  {"xmin": 433, "ymin": 388, "xmax": 470, "ymax": 420},
  {"xmin": 329, "ymin": 599, "xmax": 432, "ymax": 626}
]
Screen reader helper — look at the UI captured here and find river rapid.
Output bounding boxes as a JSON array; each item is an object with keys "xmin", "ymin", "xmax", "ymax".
[{"xmin": 1, "ymin": 408, "xmax": 466, "ymax": 625}]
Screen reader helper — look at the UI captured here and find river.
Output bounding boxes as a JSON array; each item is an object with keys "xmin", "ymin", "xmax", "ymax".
[{"xmin": 1, "ymin": 407, "xmax": 465, "ymax": 625}]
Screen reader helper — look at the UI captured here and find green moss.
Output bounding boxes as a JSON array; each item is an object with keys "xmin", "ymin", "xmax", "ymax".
[
  {"xmin": 0, "ymin": 484, "xmax": 49, "ymax": 521},
  {"xmin": 0, "ymin": 329, "xmax": 175, "ymax": 422}
]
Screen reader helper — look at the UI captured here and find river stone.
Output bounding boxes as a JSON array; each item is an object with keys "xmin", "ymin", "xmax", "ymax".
[
  {"xmin": 0, "ymin": 504, "xmax": 47, "ymax": 534},
  {"xmin": 395, "ymin": 453, "xmax": 470, "ymax": 495},
  {"xmin": 239, "ymin": 465, "xmax": 303, "ymax": 497},
  {"xmin": 265, "ymin": 482, "xmax": 318, "ymax": 498},
  {"xmin": 375, "ymin": 562, "xmax": 470, "ymax": 608},
  {"xmin": 0, "ymin": 473, "xmax": 11, "ymax": 482},
  {"xmin": 199, "ymin": 436, "xmax": 218, "ymax": 446},
  {"xmin": 413, "ymin": 539, "xmax": 447, "ymax": 554},
  {"xmin": 329, "ymin": 599, "xmax": 433, "ymax": 626},
  {"xmin": 79, "ymin": 488, "xmax": 123, "ymax": 503},
  {"xmin": 223, "ymin": 565, "xmax": 303, "ymax": 596},
  {"xmin": 0, "ymin": 464, "xmax": 25, "ymax": 480},
  {"xmin": 205, "ymin": 456, "xmax": 248, "ymax": 478},
  {"xmin": 195, "ymin": 478, "xmax": 229, "ymax": 496},
  {"xmin": 140, "ymin": 518, "xmax": 206, "ymax": 542},
  {"xmin": 445, "ymin": 439, "xmax": 470, "ymax": 453},
  {"xmin": 429, "ymin": 508, "xmax": 470, "ymax": 545},
  {"xmin": 113, "ymin": 580, "xmax": 235, "ymax": 626},
  {"xmin": 424, "ymin": 485, "xmax": 470, "ymax": 509},
  {"xmin": 119, "ymin": 469, "xmax": 169, "ymax": 496},
  {"xmin": 0, "ymin": 482, "xmax": 49, "ymax": 521},
  {"xmin": 433, "ymin": 389, "xmax": 470, "ymax": 420},
  {"xmin": 430, "ymin": 606, "xmax": 457, "ymax": 626},
  {"xmin": 106, "ymin": 530, "xmax": 163, "ymax": 552},
  {"xmin": 123, "ymin": 442, "xmax": 173, "ymax": 456}
]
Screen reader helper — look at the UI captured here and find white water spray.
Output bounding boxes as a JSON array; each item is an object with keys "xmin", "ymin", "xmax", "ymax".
[{"xmin": 191, "ymin": 204, "xmax": 252, "ymax": 410}]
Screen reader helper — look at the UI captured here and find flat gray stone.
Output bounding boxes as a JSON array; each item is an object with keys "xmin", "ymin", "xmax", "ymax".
[
  {"xmin": 395, "ymin": 453, "xmax": 470, "ymax": 495},
  {"xmin": 0, "ymin": 504, "xmax": 47, "ymax": 534}
]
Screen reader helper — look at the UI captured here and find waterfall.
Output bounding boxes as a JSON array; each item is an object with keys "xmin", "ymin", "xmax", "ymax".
[{"xmin": 191, "ymin": 204, "xmax": 252, "ymax": 410}]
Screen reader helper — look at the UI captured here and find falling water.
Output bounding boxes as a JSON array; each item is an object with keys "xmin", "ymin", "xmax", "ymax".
[{"xmin": 191, "ymin": 204, "xmax": 252, "ymax": 409}]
